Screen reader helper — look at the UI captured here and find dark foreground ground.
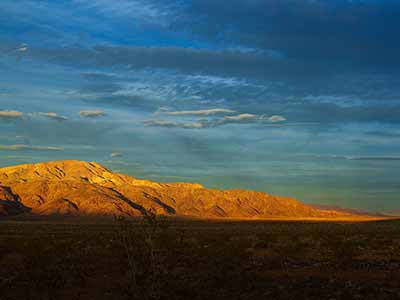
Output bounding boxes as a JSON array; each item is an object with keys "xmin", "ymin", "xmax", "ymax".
[{"xmin": 0, "ymin": 216, "xmax": 400, "ymax": 300}]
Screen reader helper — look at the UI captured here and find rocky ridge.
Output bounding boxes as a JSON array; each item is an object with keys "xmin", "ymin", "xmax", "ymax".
[{"xmin": 0, "ymin": 160, "xmax": 366, "ymax": 219}]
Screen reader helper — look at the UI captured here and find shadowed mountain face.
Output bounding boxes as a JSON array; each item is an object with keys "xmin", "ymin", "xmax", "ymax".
[{"xmin": 0, "ymin": 160, "xmax": 366, "ymax": 219}]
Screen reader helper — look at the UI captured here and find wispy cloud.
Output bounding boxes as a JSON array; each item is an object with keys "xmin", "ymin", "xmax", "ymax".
[
  {"xmin": 16, "ymin": 44, "xmax": 28, "ymax": 52},
  {"xmin": 79, "ymin": 109, "xmax": 105, "ymax": 118},
  {"xmin": 265, "ymin": 115, "xmax": 286, "ymax": 123},
  {"xmin": 77, "ymin": 0, "xmax": 171, "ymax": 25},
  {"xmin": 28, "ymin": 46, "xmax": 284, "ymax": 81},
  {"xmin": 219, "ymin": 113, "xmax": 287, "ymax": 125},
  {"xmin": 335, "ymin": 155, "xmax": 400, "ymax": 161},
  {"xmin": 0, "ymin": 145, "xmax": 64, "ymax": 151},
  {"xmin": 222, "ymin": 113, "xmax": 257, "ymax": 122},
  {"xmin": 111, "ymin": 152, "xmax": 123, "ymax": 158},
  {"xmin": 35, "ymin": 112, "xmax": 68, "ymax": 121},
  {"xmin": 144, "ymin": 112, "xmax": 287, "ymax": 130},
  {"xmin": 144, "ymin": 119, "xmax": 205, "ymax": 129},
  {"xmin": 161, "ymin": 108, "xmax": 235, "ymax": 116}
]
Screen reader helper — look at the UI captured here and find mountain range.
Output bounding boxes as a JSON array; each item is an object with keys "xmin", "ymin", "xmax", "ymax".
[{"xmin": 0, "ymin": 160, "xmax": 380, "ymax": 219}]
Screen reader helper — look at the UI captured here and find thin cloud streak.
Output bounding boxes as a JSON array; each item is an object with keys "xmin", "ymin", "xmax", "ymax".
[
  {"xmin": 162, "ymin": 108, "xmax": 235, "ymax": 116},
  {"xmin": 267, "ymin": 115, "xmax": 286, "ymax": 123},
  {"xmin": 144, "ymin": 119, "xmax": 205, "ymax": 129},
  {"xmin": 222, "ymin": 113, "xmax": 257, "ymax": 122},
  {"xmin": 335, "ymin": 155, "xmax": 400, "ymax": 161},
  {"xmin": 79, "ymin": 109, "xmax": 105, "ymax": 118},
  {"xmin": 0, "ymin": 144, "xmax": 64, "ymax": 151},
  {"xmin": 0, "ymin": 110, "xmax": 24, "ymax": 118},
  {"xmin": 1, "ymin": 111, "xmax": 69, "ymax": 121},
  {"xmin": 35, "ymin": 112, "xmax": 69, "ymax": 121},
  {"xmin": 144, "ymin": 112, "xmax": 287, "ymax": 129}
]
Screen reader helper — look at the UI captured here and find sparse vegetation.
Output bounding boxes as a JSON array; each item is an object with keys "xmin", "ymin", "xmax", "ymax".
[{"xmin": 0, "ymin": 217, "xmax": 400, "ymax": 300}]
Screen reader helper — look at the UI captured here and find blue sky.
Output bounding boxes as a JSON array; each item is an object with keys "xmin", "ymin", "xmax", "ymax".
[{"xmin": 1, "ymin": 0, "xmax": 400, "ymax": 212}]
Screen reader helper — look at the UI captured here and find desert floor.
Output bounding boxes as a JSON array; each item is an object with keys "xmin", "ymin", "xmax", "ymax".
[{"xmin": 1, "ymin": 216, "xmax": 400, "ymax": 300}]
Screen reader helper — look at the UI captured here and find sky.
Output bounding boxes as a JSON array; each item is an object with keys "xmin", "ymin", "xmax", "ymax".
[{"xmin": 1, "ymin": 0, "xmax": 399, "ymax": 213}]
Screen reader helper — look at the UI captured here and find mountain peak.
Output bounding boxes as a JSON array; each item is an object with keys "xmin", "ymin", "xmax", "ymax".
[
  {"xmin": 1, "ymin": 159, "xmax": 108, "ymax": 172},
  {"xmin": 0, "ymin": 160, "xmax": 112, "ymax": 184},
  {"xmin": 0, "ymin": 160, "xmax": 377, "ymax": 219}
]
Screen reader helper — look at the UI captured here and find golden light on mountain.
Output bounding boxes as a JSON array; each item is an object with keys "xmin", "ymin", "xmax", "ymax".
[{"xmin": 0, "ymin": 160, "xmax": 375, "ymax": 219}]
